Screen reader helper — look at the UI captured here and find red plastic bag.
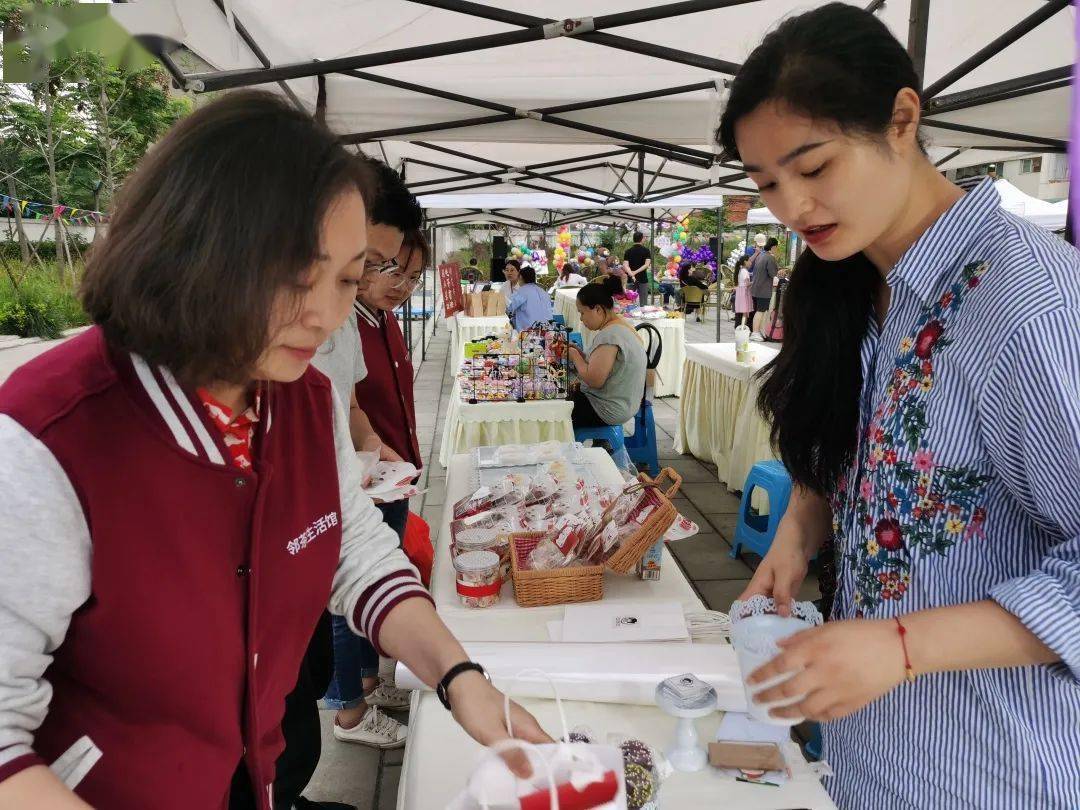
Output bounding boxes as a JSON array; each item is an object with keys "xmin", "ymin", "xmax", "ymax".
[{"xmin": 404, "ymin": 512, "xmax": 434, "ymax": 587}]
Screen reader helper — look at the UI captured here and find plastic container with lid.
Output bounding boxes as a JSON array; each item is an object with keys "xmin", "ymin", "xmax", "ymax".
[
  {"xmin": 454, "ymin": 550, "xmax": 503, "ymax": 608},
  {"xmin": 454, "ymin": 532, "xmax": 511, "ymax": 581}
]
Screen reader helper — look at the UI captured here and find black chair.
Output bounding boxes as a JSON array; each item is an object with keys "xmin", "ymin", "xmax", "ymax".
[{"xmin": 635, "ymin": 322, "xmax": 663, "ymax": 375}]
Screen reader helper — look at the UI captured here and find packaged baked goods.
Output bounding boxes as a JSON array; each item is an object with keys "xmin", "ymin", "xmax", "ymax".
[
  {"xmin": 453, "ymin": 550, "xmax": 502, "ymax": 608},
  {"xmin": 452, "ymin": 476, "xmax": 528, "ymax": 520},
  {"xmin": 526, "ymin": 538, "xmax": 571, "ymax": 571},
  {"xmin": 525, "ymin": 471, "xmax": 561, "ymax": 506},
  {"xmin": 579, "ymin": 520, "xmax": 621, "ymax": 565}
]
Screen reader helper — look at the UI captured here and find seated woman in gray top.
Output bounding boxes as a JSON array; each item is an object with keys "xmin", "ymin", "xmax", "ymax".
[{"xmin": 567, "ymin": 276, "xmax": 648, "ymax": 428}]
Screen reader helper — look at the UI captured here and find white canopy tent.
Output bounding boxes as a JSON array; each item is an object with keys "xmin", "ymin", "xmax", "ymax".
[
  {"xmin": 993, "ymin": 178, "xmax": 1069, "ymax": 230},
  {"xmin": 113, "ymin": 0, "xmax": 1072, "ymax": 210},
  {"xmin": 746, "ymin": 206, "xmax": 782, "ymax": 226},
  {"xmin": 745, "ymin": 177, "xmax": 1069, "ymax": 231}
]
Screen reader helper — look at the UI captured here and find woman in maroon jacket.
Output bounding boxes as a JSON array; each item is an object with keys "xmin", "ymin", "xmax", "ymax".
[{"xmin": 0, "ymin": 91, "xmax": 547, "ymax": 810}]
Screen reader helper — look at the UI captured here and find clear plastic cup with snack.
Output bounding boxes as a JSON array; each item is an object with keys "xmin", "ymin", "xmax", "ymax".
[{"xmin": 454, "ymin": 549, "xmax": 503, "ymax": 608}]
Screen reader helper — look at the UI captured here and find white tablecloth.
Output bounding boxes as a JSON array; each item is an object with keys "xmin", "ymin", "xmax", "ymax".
[
  {"xmin": 399, "ymin": 694, "xmax": 835, "ymax": 810},
  {"xmin": 448, "ymin": 313, "xmax": 511, "ymax": 363},
  {"xmin": 399, "ymin": 449, "xmax": 836, "ymax": 810},
  {"xmin": 554, "ymin": 287, "xmax": 582, "ymax": 330},
  {"xmin": 675, "ymin": 343, "xmax": 780, "ymax": 494},
  {"xmin": 432, "ymin": 449, "xmax": 703, "ymax": 639},
  {"xmin": 437, "ymin": 380, "xmax": 574, "ymax": 467},
  {"xmin": 583, "ymin": 316, "xmax": 686, "ymax": 398}
]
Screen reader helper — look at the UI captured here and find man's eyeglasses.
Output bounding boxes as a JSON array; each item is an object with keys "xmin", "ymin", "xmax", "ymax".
[
  {"xmin": 385, "ymin": 270, "xmax": 423, "ymax": 291},
  {"xmin": 364, "ymin": 258, "xmax": 399, "ymax": 275}
]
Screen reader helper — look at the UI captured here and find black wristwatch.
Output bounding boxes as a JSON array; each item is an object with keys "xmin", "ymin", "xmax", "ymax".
[{"xmin": 436, "ymin": 661, "xmax": 490, "ymax": 711}]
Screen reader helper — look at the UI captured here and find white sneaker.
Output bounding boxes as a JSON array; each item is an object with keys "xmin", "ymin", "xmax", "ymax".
[
  {"xmin": 750, "ymin": 332, "xmax": 765, "ymax": 342},
  {"xmin": 364, "ymin": 681, "xmax": 412, "ymax": 711},
  {"xmin": 333, "ymin": 706, "xmax": 408, "ymax": 749}
]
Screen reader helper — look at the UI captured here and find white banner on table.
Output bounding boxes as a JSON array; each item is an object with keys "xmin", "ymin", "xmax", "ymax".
[{"xmin": 396, "ymin": 641, "xmax": 748, "ymax": 712}]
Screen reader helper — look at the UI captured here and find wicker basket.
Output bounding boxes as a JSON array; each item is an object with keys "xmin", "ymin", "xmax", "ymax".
[
  {"xmin": 603, "ymin": 468, "xmax": 683, "ymax": 574},
  {"xmin": 509, "ymin": 531, "xmax": 605, "ymax": 607},
  {"xmin": 507, "ymin": 468, "xmax": 683, "ymax": 605}
]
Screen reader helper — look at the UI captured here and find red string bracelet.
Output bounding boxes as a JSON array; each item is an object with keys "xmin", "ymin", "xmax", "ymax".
[{"xmin": 894, "ymin": 617, "xmax": 916, "ymax": 683}]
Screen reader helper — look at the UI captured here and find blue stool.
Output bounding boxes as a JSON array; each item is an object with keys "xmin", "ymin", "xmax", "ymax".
[
  {"xmin": 804, "ymin": 723, "xmax": 823, "ymax": 761},
  {"xmin": 624, "ymin": 400, "xmax": 659, "ymax": 477},
  {"xmin": 730, "ymin": 460, "xmax": 793, "ymax": 559},
  {"xmin": 574, "ymin": 425, "xmax": 625, "ymax": 457},
  {"xmin": 551, "ymin": 314, "xmax": 565, "ymax": 326},
  {"xmin": 568, "ymin": 332, "xmax": 584, "ymax": 350}
]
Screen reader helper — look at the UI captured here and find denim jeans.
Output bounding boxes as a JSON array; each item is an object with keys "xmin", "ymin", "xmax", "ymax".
[
  {"xmin": 658, "ymin": 282, "xmax": 677, "ymax": 305},
  {"xmin": 323, "ymin": 498, "xmax": 410, "ymax": 709}
]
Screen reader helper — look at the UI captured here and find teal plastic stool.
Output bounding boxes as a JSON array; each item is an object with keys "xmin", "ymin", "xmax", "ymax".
[
  {"xmin": 624, "ymin": 401, "xmax": 659, "ymax": 477},
  {"xmin": 730, "ymin": 460, "xmax": 793, "ymax": 559},
  {"xmin": 574, "ymin": 425, "xmax": 625, "ymax": 457},
  {"xmin": 551, "ymin": 314, "xmax": 565, "ymax": 326}
]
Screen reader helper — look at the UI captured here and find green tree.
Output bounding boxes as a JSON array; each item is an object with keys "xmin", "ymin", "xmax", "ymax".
[
  {"xmin": 82, "ymin": 53, "xmax": 190, "ymax": 210},
  {"xmin": 2, "ymin": 0, "xmax": 189, "ymax": 275}
]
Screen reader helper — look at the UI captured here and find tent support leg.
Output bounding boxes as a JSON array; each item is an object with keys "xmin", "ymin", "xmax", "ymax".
[
  {"xmin": 716, "ymin": 206, "xmax": 723, "ymax": 342},
  {"xmin": 648, "ymin": 208, "xmax": 656, "ymax": 307}
]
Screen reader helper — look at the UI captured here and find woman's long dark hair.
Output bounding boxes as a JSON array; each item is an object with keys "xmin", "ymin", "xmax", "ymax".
[{"xmin": 717, "ymin": 3, "xmax": 920, "ymax": 496}]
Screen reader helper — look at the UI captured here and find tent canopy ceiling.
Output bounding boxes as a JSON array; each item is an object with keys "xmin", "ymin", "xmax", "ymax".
[
  {"xmin": 418, "ymin": 191, "xmax": 731, "ymax": 227},
  {"xmin": 135, "ymin": 0, "xmax": 1073, "ymax": 207}
]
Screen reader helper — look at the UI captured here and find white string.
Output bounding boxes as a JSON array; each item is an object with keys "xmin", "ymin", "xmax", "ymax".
[{"xmin": 501, "ymin": 668, "xmax": 571, "ymax": 744}]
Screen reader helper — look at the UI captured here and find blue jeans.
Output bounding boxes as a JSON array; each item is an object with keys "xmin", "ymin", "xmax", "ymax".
[
  {"xmin": 323, "ymin": 499, "xmax": 410, "ymax": 709},
  {"xmin": 658, "ymin": 282, "xmax": 677, "ymax": 304}
]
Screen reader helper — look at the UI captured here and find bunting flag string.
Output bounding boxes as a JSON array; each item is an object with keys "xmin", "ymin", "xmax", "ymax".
[{"xmin": 0, "ymin": 194, "xmax": 108, "ymax": 224}]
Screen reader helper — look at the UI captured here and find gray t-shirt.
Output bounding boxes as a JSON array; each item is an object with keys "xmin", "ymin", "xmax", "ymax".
[
  {"xmin": 581, "ymin": 322, "xmax": 647, "ymax": 425},
  {"xmin": 750, "ymin": 252, "xmax": 779, "ymax": 299},
  {"xmin": 311, "ymin": 310, "xmax": 367, "ymax": 405}
]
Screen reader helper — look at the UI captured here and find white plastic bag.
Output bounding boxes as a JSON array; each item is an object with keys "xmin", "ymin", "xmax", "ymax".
[{"xmin": 447, "ymin": 670, "xmax": 627, "ymax": 810}]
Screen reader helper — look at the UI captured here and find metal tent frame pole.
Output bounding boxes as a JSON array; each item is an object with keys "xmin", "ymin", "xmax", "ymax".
[
  {"xmin": 403, "ymin": 155, "xmax": 633, "ymax": 202},
  {"xmin": 922, "ymin": 0, "xmax": 1070, "ymax": 100},
  {"xmin": 648, "ymin": 208, "xmax": 656, "ymax": 306},
  {"xmin": 185, "ymin": 0, "xmax": 754, "ymax": 91},
  {"xmin": 907, "ymin": 0, "xmax": 931, "ymax": 83},
  {"xmin": 402, "ymin": 0, "xmax": 748, "ymax": 74},
  {"xmin": 933, "ymin": 147, "xmax": 968, "ymax": 168},
  {"xmin": 715, "ymin": 205, "xmax": 723, "ymax": 342},
  {"xmin": 921, "ymin": 119, "xmax": 1067, "ymax": 150},
  {"xmin": 924, "ymin": 66, "xmax": 1072, "ymax": 116}
]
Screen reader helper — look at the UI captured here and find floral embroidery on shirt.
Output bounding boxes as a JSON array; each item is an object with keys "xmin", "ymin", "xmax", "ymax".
[{"xmin": 834, "ymin": 260, "xmax": 992, "ymax": 615}]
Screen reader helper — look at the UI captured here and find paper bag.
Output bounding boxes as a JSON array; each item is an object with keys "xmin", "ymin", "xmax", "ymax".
[
  {"xmin": 484, "ymin": 290, "xmax": 506, "ymax": 316},
  {"xmin": 466, "ymin": 292, "xmax": 487, "ymax": 317}
]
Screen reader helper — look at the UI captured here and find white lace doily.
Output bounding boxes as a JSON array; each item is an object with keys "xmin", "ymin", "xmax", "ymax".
[{"xmin": 729, "ymin": 595, "xmax": 823, "ymax": 627}]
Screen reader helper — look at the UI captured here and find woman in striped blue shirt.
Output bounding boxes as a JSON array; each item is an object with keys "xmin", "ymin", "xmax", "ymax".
[{"xmin": 718, "ymin": 5, "xmax": 1080, "ymax": 808}]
